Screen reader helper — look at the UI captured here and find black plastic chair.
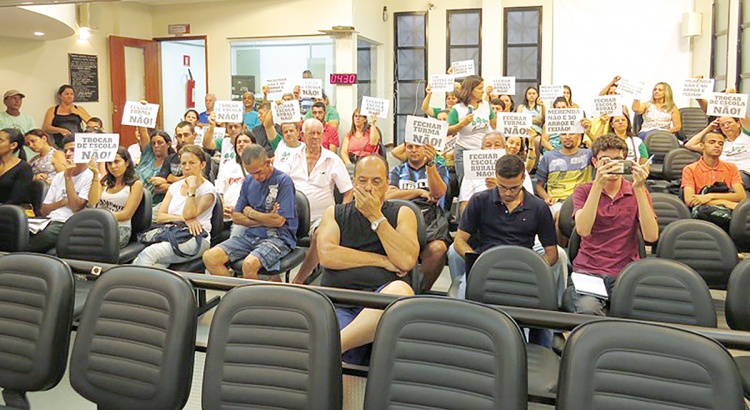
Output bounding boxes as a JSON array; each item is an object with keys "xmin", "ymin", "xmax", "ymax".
[
  {"xmin": 0, "ymin": 204, "xmax": 29, "ymax": 252},
  {"xmin": 730, "ymin": 199, "xmax": 750, "ymax": 252},
  {"xmin": 465, "ymin": 245, "xmax": 561, "ymax": 398},
  {"xmin": 610, "ymin": 258, "xmax": 716, "ymax": 327},
  {"xmin": 118, "ymin": 189, "xmax": 152, "ymax": 263},
  {"xmin": 29, "ymin": 180, "xmax": 48, "ymax": 217},
  {"xmin": 0, "ymin": 253, "xmax": 74, "ymax": 409},
  {"xmin": 364, "ymin": 297, "xmax": 527, "ymax": 410},
  {"xmin": 556, "ymin": 320, "xmax": 745, "ymax": 410},
  {"xmin": 678, "ymin": 106, "xmax": 709, "ymax": 141},
  {"xmin": 203, "ymin": 285, "xmax": 341, "ymax": 410},
  {"xmin": 56, "ymin": 208, "xmax": 120, "ymax": 264},
  {"xmin": 650, "ymin": 192, "xmax": 691, "ymax": 237},
  {"xmin": 649, "ymin": 148, "xmax": 700, "ymax": 192},
  {"xmin": 725, "ymin": 259, "xmax": 750, "ymax": 397},
  {"xmin": 558, "ymin": 195, "xmax": 575, "ymax": 239},
  {"xmin": 645, "ymin": 130, "xmax": 681, "ymax": 178},
  {"xmin": 70, "ymin": 265, "xmax": 197, "ymax": 410},
  {"xmin": 656, "ymin": 219, "xmax": 738, "ymax": 288}
]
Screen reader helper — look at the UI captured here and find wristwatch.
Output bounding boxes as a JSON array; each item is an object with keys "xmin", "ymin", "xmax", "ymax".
[
  {"xmin": 187, "ymin": 192, "xmax": 196, "ymax": 198},
  {"xmin": 371, "ymin": 216, "xmax": 387, "ymax": 231}
]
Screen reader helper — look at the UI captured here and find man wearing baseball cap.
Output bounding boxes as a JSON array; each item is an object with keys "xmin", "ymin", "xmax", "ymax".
[{"xmin": 0, "ymin": 90, "xmax": 36, "ymax": 133}]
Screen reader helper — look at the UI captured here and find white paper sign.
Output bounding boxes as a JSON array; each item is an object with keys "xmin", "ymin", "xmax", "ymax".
[
  {"xmin": 451, "ymin": 60, "xmax": 475, "ymax": 78},
  {"xmin": 403, "ymin": 115, "xmax": 449, "ymax": 151},
  {"xmin": 706, "ymin": 93, "xmax": 749, "ymax": 118},
  {"xmin": 682, "ymin": 78, "xmax": 715, "ymax": 99},
  {"xmin": 539, "ymin": 85, "xmax": 564, "ymax": 102},
  {"xmin": 300, "ymin": 79, "xmax": 322, "ymax": 99},
  {"xmin": 121, "ymin": 101, "xmax": 159, "ymax": 128},
  {"xmin": 497, "ymin": 113, "xmax": 532, "ymax": 137},
  {"xmin": 592, "ymin": 96, "xmax": 622, "ymax": 117},
  {"xmin": 616, "ymin": 78, "xmax": 645, "ymax": 99},
  {"xmin": 214, "ymin": 101, "xmax": 244, "ymax": 123},
  {"xmin": 444, "ymin": 136, "xmax": 458, "ymax": 152},
  {"xmin": 265, "ymin": 77, "xmax": 290, "ymax": 99},
  {"xmin": 463, "ymin": 149, "xmax": 506, "ymax": 180},
  {"xmin": 74, "ymin": 133, "xmax": 120, "ymax": 163},
  {"xmin": 272, "ymin": 100, "xmax": 302, "ymax": 124},
  {"xmin": 546, "ymin": 108, "xmax": 585, "ymax": 134},
  {"xmin": 489, "ymin": 77, "xmax": 516, "ymax": 95},
  {"xmin": 430, "ymin": 74, "xmax": 456, "ymax": 92},
  {"xmin": 196, "ymin": 126, "xmax": 225, "ymax": 142},
  {"xmin": 360, "ymin": 96, "xmax": 390, "ymax": 119}
]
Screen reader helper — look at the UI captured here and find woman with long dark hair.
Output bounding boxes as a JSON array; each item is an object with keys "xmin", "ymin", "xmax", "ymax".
[
  {"xmin": 25, "ymin": 128, "xmax": 66, "ymax": 184},
  {"xmin": 447, "ymin": 75, "xmax": 497, "ymax": 181},
  {"xmin": 135, "ymin": 126, "xmax": 174, "ymax": 207},
  {"xmin": 0, "ymin": 128, "xmax": 33, "ymax": 205},
  {"xmin": 516, "ymin": 86, "xmax": 545, "ymax": 135},
  {"xmin": 87, "ymin": 146, "xmax": 144, "ymax": 248},
  {"xmin": 42, "ymin": 84, "xmax": 91, "ymax": 148}
]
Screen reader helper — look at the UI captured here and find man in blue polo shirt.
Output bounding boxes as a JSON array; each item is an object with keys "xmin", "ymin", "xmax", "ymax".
[{"xmin": 386, "ymin": 142, "xmax": 450, "ymax": 291}]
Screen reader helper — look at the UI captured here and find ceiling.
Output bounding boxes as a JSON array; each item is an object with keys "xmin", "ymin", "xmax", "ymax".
[{"xmin": 0, "ymin": 5, "xmax": 75, "ymax": 40}]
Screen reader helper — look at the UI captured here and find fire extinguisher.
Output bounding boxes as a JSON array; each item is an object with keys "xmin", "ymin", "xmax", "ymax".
[{"xmin": 186, "ymin": 69, "xmax": 196, "ymax": 108}]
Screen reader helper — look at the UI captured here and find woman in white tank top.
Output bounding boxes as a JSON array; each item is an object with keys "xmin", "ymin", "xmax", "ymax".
[
  {"xmin": 88, "ymin": 146, "xmax": 144, "ymax": 247},
  {"xmin": 632, "ymin": 82, "xmax": 682, "ymax": 139}
]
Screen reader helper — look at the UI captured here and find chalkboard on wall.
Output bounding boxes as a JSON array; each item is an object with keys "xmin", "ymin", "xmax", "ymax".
[{"xmin": 68, "ymin": 53, "xmax": 99, "ymax": 102}]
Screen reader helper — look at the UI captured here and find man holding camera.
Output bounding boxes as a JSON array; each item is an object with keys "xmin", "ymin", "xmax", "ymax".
[{"xmin": 569, "ymin": 134, "xmax": 659, "ymax": 315}]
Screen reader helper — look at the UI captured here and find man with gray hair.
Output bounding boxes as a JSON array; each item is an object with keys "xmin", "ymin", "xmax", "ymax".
[
  {"xmin": 198, "ymin": 93, "xmax": 216, "ymax": 125},
  {"xmin": 273, "ymin": 118, "xmax": 353, "ymax": 284},
  {"xmin": 202, "ymin": 144, "xmax": 298, "ymax": 279}
]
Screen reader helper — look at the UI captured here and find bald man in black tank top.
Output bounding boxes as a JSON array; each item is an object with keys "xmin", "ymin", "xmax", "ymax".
[{"xmin": 317, "ymin": 155, "xmax": 419, "ymax": 365}]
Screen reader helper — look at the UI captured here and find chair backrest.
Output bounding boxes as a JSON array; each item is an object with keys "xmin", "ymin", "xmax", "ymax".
[
  {"xmin": 0, "ymin": 254, "xmax": 74, "ymax": 408},
  {"xmin": 129, "ymin": 188, "xmax": 152, "ymax": 241},
  {"xmin": 556, "ymin": 320, "xmax": 745, "ymax": 410},
  {"xmin": 29, "ymin": 180, "xmax": 48, "ymax": 216},
  {"xmin": 466, "ymin": 245, "xmax": 558, "ymax": 310},
  {"xmin": 662, "ymin": 148, "xmax": 700, "ymax": 181},
  {"xmin": 209, "ymin": 195, "xmax": 224, "ymax": 247},
  {"xmin": 295, "ymin": 190, "xmax": 311, "ymax": 241},
  {"xmin": 650, "ymin": 192, "xmax": 691, "ymax": 234},
  {"xmin": 203, "ymin": 285, "xmax": 341, "ymax": 410},
  {"xmin": 558, "ymin": 195, "xmax": 575, "ymax": 239},
  {"xmin": 729, "ymin": 199, "xmax": 750, "ymax": 252},
  {"xmin": 568, "ymin": 229, "xmax": 646, "ymax": 263},
  {"xmin": 70, "ymin": 266, "xmax": 197, "ymax": 410},
  {"xmin": 56, "ymin": 208, "xmax": 119, "ymax": 264},
  {"xmin": 387, "ymin": 199, "xmax": 426, "ymax": 250},
  {"xmin": 645, "ymin": 130, "xmax": 680, "ymax": 163},
  {"xmin": 0, "ymin": 204, "xmax": 29, "ymax": 252},
  {"xmin": 678, "ymin": 106, "xmax": 709, "ymax": 141},
  {"xmin": 726, "ymin": 258, "xmax": 750, "ymax": 331},
  {"xmin": 656, "ymin": 219, "xmax": 738, "ymax": 288},
  {"xmin": 633, "ymin": 113, "xmax": 643, "ymax": 134},
  {"xmin": 365, "ymin": 297, "xmax": 527, "ymax": 410},
  {"xmin": 610, "ymin": 259, "xmax": 716, "ymax": 327}
]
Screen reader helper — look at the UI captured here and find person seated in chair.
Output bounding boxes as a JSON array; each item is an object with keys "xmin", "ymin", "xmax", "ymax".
[
  {"xmin": 202, "ymin": 144, "xmax": 297, "ymax": 280},
  {"xmin": 568, "ymin": 135, "xmax": 658, "ymax": 315},
  {"xmin": 682, "ymin": 131, "xmax": 746, "ymax": 231},
  {"xmin": 28, "ymin": 135, "xmax": 94, "ymax": 253},
  {"xmin": 386, "ymin": 142, "xmax": 450, "ymax": 292},
  {"xmin": 317, "ymin": 155, "xmax": 419, "ymax": 365}
]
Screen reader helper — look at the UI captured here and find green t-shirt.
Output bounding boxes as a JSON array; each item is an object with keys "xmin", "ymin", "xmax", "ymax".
[
  {"xmin": 269, "ymin": 134, "xmax": 282, "ymax": 151},
  {"xmin": 0, "ymin": 112, "xmax": 36, "ymax": 133},
  {"xmin": 304, "ymin": 106, "xmax": 341, "ymax": 122}
]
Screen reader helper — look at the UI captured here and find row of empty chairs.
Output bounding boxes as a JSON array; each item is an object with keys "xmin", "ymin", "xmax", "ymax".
[{"xmin": 0, "ymin": 252, "xmax": 747, "ymax": 409}]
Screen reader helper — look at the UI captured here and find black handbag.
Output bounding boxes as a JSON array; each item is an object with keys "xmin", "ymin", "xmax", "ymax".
[{"xmin": 138, "ymin": 222, "xmax": 208, "ymax": 258}]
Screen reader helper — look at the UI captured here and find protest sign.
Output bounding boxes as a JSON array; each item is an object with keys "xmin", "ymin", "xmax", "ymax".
[
  {"xmin": 430, "ymin": 74, "xmax": 456, "ymax": 92},
  {"xmin": 463, "ymin": 149, "xmax": 506, "ymax": 180},
  {"xmin": 682, "ymin": 78, "xmax": 715, "ymax": 99},
  {"xmin": 451, "ymin": 60, "xmax": 475, "ymax": 78},
  {"xmin": 272, "ymin": 100, "xmax": 302, "ymax": 124},
  {"xmin": 360, "ymin": 96, "xmax": 390, "ymax": 119},
  {"xmin": 546, "ymin": 108, "xmax": 585, "ymax": 134},
  {"xmin": 265, "ymin": 77, "xmax": 289, "ymax": 99},
  {"xmin": 539, "ymin": 85, "xmax": 564, "ymax": 102},
  {"xmin": 403, "ymin": 115, "xmax": 449, "ymax": 151},
  {"xmin": 300, "ymin": 79, "xmax": 322, "ymax": 99},
  {"xmin": 213, "ymin": 101, "xmax": 243, "ymax": 123},
  {"xmin": 497, "ymin": 113, "xmax": 532, "ymax": 137},
  {"xmin": 616, "ymin": 78, "xmax": 645, "ymax": 99},
  {"xmin": 444, "ymin": 136, "xmax": 458, "ymax": 152},
  {"xmin": 195, "ymin": 126, "xmax": 225, "ymax": 142},
  {"xmin": 121, "ymin": 101, "xmax": 159, "ymax": 128},
  {"xmin": 74, "ymin": 133, "xmax": 119, "ymax": 163},
  {"xmin": 706, "ymin": 93, "xmax": 749, "ymax": 118},
  {"xmin": 592, "ymin": 96, "xmax": 621, "ymax": 117},
  {"xmin": 489, "ymin": 77, "xmax": 515, "ymax": 95}
]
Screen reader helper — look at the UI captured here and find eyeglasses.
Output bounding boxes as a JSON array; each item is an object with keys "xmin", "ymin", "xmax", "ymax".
[
  {"xmin": 720, "ymin": 121, "xmax": 737, "ymax": 128},
  {"xmin": 497, "ymin": 184, "xmax": 523, "ymax": 193}
]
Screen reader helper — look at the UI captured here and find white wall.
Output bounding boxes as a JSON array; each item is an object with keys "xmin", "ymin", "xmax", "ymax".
[{"xmin": 160, "ymin": 39, "xmax": 207, "ymax": 134}]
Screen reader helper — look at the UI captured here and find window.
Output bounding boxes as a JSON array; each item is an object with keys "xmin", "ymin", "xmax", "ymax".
[
  {"xmin": 741, "ymin": 0, "xmax": 750, "ymax": 92},
  {"xmin": 504, "ymin": 7, "xmax": 542, "ymax": 105},
  {"xmin": 447, "ymin": 9, "xmax": 482, "ymax": 76},
  {"xmin": 711, "ymin": 0, "xmax": 730, "ymax": 92},
  {"xmin": 357, "ymin": 38, "xmax": 377, "ymax": 107},
  {"xmin": 394, "ymin": 12, "xmax": 428, "ymax": 145}
]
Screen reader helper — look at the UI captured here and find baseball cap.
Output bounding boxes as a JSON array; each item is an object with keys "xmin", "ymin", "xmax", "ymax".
[{"xmin": 3, "ymin": 90, "xmax": 25, "ymax": 100}]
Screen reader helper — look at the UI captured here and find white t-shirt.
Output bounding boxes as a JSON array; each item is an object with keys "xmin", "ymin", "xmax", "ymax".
[
  {"xmin": 43, "ymin": 169, "xmax": 94, "ymax": 223},
  {"xmin": 722, "ymin": 132, "xmax": 750, "ymax": 174},
  {"xmin": 458, "ymin": 171, "xmax": 534, "ymax": 203},
  {"xmin": 166, "ymin": 179, "xmax": 217, "ymax": 241},
  {"xmin": 453, "ymin": 101, "xmax": 493, "ymax": 150},
  {"xmin": 274, "ymin": 146, "xmax": 353, "ymax": 221},
  {"xmin": 215, "ymin": 160, "xmax": 245, "ymax": 208},
  {"xmin": 274, "ymin": 141, "xmax": 306, "ymax": 167},
  {"xmin": 97, "ymin": 185, "xmax": 132, "ymax": 229}
]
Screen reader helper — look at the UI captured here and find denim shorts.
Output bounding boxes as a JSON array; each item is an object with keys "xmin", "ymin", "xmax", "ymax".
[
  {"xmin": 336, "ymin": 282, "xmax": 391, "ymax": 365},
  {"xmin": 217, "ymin": 235, "xmax": 291, "ymax": 272}
]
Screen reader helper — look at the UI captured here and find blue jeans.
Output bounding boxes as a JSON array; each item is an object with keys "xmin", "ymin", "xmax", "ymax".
[{"xmin": 454, "ymin": 146, "xmax": 465, "ymax": 183}]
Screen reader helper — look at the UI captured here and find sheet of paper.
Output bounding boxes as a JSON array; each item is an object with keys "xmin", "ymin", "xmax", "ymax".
[{"xmin": 571, "ymin": 272, "xmax": 609, "ymax": 300}]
